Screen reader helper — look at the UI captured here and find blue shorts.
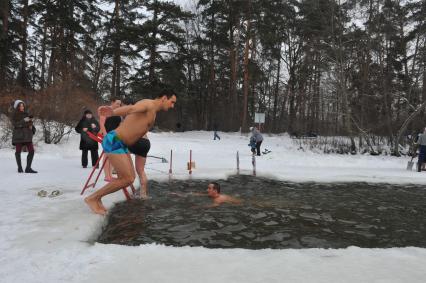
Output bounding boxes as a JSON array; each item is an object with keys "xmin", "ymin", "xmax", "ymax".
[{"xmin": 102, "ymin": 130, "xmax": 129, "ymax": 154}]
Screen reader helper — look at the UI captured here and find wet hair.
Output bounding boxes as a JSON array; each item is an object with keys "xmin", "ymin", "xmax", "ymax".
[
  {"xmin": 210, "ymin": 182, "xmax": 221, "ymax": 193},
  {"xmin": 122, "ymin": 97, "xmax": 135, "ymax": 105},
  {"xmin": 156, "ymin": 89, "xmax": 177, "ymax": 99}
]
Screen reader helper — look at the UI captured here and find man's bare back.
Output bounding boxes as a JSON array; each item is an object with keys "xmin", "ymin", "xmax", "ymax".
[
  {"xmin": 115, "ymin": 100, "xmax": 156, "ymax": 146},
  {"xmin": 99, "ymin": 97, "xmax": 175, "ymax": 146},
  {"xmin": 211, "ymin": 194, "xmax": 241, "ymax": 206}
]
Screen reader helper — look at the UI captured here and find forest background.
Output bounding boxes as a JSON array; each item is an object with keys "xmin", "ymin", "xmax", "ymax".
[{"xmin": 1, "ymin": 0, "xmax": 426, "ymax": 155}]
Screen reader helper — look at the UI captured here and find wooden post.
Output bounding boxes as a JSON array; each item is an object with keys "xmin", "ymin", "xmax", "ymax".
[
  {"xmin": 237, "ymin": 151, "xmax": 240, "ymax": 175},
  {"xmin": 169, "ymin": 149, "xmax": 173, "ymax": 174},
  {"xmin": 189, "ymin": 149, "xmax": 192, "ymax": 175},
  {"xmin": 252, "ymin": 154, "xmax": 256, "ymax": 176}
]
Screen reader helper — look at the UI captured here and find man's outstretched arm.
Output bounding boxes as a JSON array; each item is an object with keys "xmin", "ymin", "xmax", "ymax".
[
  {"xmin": 98, "ymin": 101, "xmax": 150, "ymax": 118},
  {"xmin": 112, "ymin": 105, "xmax": 134, "ymax": 116}
]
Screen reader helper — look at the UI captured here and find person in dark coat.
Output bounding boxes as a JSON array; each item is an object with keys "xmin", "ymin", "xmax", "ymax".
[
  {"xmin": 213, "ymin": 122, "xmax": 221, "ymax": 140},
  {"xmin": 75, "ymin": 110, "xmax": 100, "ymax": 168},
  {"xmin": 12, "ymin": 100, "xmax": 37, "ymax": 173},
  {"xmin": 249, "ymin": 126, "xmax": 264, "ymax": 156}
]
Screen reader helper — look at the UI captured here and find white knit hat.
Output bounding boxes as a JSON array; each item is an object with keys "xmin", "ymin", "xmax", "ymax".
[
  {"xmin": 14, "ymin": 100, "xmax": 24, "ymax": 109},
  {"xmin": 249, "ymin": 127, "xmax": 254, "ymax": 131}
]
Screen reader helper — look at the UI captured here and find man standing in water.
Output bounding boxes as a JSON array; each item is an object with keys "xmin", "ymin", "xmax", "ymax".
[{"xmin": 85, "ymin": 89, "xmax": 177, "ymax": 215}]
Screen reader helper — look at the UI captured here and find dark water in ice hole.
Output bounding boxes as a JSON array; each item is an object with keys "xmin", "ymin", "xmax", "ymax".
[{"xmin": 97, "ymin": 175, "xmax": 426, "ymax": 249}]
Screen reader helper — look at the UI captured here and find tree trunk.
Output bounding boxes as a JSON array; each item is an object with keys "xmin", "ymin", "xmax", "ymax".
[
  {"xmin": 93, "ymin": 11, "xmax": 116, "ymax": 94},
  {"xmin": 229, "ymin": 9, "xmax": 238, "ymax": 131},
  {"xmin": 47, "ymin": 27, "xmax": 58, "ymax": 86},
  {"xmin": 18, "ymin": 0, "xmax": 29, "ymax": 87},
  {"xmin": 272, "ymin": 46, "xmax": 281, "ymax": 132},
  {"xmin": 241, "ymin": 0, "xmax": 251, "ymax": 132},
  {"xmin": 40, "ymin": 24, "xmax": 47, "ymax": 88},
  {"xmin": 149, "ymin": 2, "xmax": 158, "ymax": 85},
  {"xmin": 111, "ymin": 0, "xmax": 121, "ymax": 97},
  {"xmin": 0, "ymin": 0, "xmax": 10, "ymax": 86}
]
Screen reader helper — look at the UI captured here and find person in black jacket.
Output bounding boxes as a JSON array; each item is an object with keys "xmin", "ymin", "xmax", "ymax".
[
  {"xmin": 12, "ymin": 100, "xmax": 37, "ymax": 173},
  {"xmin": 75, "ymin": 110, "xmax": 100, "ymax": 168}
]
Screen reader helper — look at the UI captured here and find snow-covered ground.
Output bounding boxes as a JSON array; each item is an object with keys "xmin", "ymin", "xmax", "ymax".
[{"xmin": 1, "ymin": 131, "xmax": 426, "ymax": 283}]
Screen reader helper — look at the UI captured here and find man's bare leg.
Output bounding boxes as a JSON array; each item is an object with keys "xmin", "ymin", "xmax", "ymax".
[
  {"xmin": 135, "ymin": 155, "xmax": 148, "ymax": 199},
  {"xmin": 84, "ymin": 197, "xmax": 106, "ymax": 215},
  {"xmin": 85, "ymin": 153, "xmax": 135, "ymax": 215},
  {"xmin": 97, "ymin": 200, "xmax": 107, "ymax": 212},
  {"xmin": 103, "ymin": 156, "xmax": 113, "ymax": 181}
]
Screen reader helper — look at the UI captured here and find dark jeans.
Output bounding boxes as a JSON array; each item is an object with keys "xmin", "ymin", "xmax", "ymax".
[
  {"xmin": 256, "ymin": 141, "xmax": 262, "ymax": 156},
  {"xmin": 82, "ymin": 149, "xmax": 99, "ymax": 167},
  {"xmin": 214, "ymin": 131, "xmax": 221, "ymax": 140}
]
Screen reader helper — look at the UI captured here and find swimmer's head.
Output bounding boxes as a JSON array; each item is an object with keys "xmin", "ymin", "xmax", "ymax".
[{"xmin": 207, "ymin": 182, "xmax": 220, "ymax": 197}]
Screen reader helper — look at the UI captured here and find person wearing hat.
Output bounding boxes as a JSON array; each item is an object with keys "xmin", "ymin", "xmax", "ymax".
[
  {"xmin": 249, "ymin": 126, "xmax": 264, "ymax": 156},
  {"xmin": 12, "ymin": 100, "xmax": 37, "ymax": 173},
  {"xmin": 75, "ymin": 110, "xmax": 100, "ymax": 168}
]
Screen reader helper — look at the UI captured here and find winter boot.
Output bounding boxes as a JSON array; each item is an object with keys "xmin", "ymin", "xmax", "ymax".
[
  {"xmin": 15, "ymin": 152, "xmax": 23, "ymax": 173},
  {"xmin": 25, "ymin": 151, "xmax": 38, "ymax": 173}
]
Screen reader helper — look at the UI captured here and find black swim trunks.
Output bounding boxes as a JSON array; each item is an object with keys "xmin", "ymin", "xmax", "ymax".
[{"xmin": 128, "ymin": 138, "xmax": 151, "ymax": 157}]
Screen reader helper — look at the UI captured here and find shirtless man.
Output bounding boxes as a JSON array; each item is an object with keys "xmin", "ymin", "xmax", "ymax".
[
  {"xmin": 99, "ymin": 97, "xmax": 122, "ymax": 182},
  {"xmin": 84, "ymin": 90, "xmax": 177, "ymax": 215},
  {"xmin": 122, "ymin": 99, "xmax": 151, "ymax": 199},
  {"xmin": 171, "ymin": 182, "xmax": 241, "ymax": 207},
  {"xmin": 128, "ymin": 133, "xmax": 151, "ymax": 199},
  {"xmin": 205, "ymin": 182, "xmax": 241, "ymax": 207}
]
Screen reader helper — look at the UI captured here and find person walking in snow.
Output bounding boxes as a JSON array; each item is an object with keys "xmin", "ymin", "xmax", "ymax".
[
  {"xmin": 213, "ymin": 122, "xmax": 221, "ymax": 140},
  {"xmin": 249, "ymin": 126, "xmax": 263, "ymax": 156},
  {"xmin": 12, "ymin": 100, "xmax": 37, "ymax": 173},
  {"xmin": 416, "ymin": 127, "xmax": 426, "ymax": 172},
  {"xmin": 75, "ymin": 110, "xmax": 100, "ymax": 168}
]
